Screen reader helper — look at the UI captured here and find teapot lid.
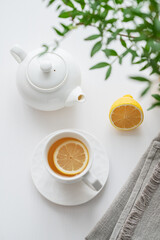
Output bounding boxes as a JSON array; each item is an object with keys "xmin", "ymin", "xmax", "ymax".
[{"xmin": 26, "ymin": 52, "xmax": 67, "ymax": 91}]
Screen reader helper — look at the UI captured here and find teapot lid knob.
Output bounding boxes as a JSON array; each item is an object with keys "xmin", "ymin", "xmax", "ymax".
[
  {"xmin": 40, "ymin": 60, "xmax": 52, "ymax": 73},
  {"xmin": 26, "ymin": 52, "xmax": 67, "ymax": 91}
]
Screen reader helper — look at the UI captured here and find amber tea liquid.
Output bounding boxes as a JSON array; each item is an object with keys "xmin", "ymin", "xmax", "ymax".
[{"xmin": 48, "ymin": 137, "xmax": 89, "ymax": 177}]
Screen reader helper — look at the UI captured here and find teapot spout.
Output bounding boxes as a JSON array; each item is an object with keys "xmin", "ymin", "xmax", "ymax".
[
  {"xmin": 65, "ymin": 86, "xmax": 85, "ymax": 107},
  {"xmin": 10, "ymin": 45, "xmax": 26, "ymax": 63}
]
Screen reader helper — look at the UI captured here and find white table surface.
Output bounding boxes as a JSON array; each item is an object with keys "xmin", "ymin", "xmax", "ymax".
[{"xmin": 1, "ymin": 1, "xmax": 160, "ymax": 239}]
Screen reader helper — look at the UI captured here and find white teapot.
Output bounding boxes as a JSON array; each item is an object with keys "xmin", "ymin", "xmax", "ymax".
[{"xmin": 10, "ymin": 45, "xmax": 85, "ymax": 111}]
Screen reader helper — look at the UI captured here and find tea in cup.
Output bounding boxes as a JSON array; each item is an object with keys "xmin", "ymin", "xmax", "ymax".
[{"xmin": 43, "ymin": 129, "xmax": 102, "ymax": 191}]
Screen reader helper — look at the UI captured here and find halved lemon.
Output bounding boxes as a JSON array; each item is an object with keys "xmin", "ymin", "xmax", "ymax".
[
  {"xmin": 109, "ymin": 95, "xmax": 144, "ymax": 130},
  {"xmin": 53, "ymin": 140, "xmax": 89, "ymax": 176}
]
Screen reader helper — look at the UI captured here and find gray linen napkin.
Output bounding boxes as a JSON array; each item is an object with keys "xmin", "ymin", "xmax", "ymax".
[{"xmin": 86, "ymin": 134, "xmax": 160, "ymax": 240}]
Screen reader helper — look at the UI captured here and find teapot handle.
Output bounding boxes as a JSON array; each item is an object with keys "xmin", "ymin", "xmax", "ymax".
[{"xmin": 10, "ymin": 45, "xmax": 26, "ymax": 63}]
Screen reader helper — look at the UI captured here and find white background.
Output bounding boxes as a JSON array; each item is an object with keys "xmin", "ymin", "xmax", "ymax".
[{"xmin": 1, "ymin": 1, "xmax": 160, "ymax": 239}]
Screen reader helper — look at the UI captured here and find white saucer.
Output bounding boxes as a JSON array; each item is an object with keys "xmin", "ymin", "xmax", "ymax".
[{"xmin": 31, "ymin": 130, "xmax": 109, "ymax": 206}]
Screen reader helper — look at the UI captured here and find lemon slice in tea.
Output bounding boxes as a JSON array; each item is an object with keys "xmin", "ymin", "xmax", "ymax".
[{"xmin": 53, "ymin": 140, "xmax": 89, "ymax": 176}]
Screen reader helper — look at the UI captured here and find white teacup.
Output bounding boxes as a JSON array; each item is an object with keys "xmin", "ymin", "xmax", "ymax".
[{"xmin": 43, "ymin": 129, "xmax": 102, "ymax": 191}]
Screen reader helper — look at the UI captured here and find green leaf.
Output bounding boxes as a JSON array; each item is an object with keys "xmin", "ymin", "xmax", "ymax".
[
  {"xmin": 148, "ymin": 102, "xmax": 160, "ymax": 111},
  {"xmin": 56, "ymin": 4, "xmax": 61, "ymax": 10},
  {"xmin": 106, "ymin": 37, "xmax": 115, "ymax": 45},
  {"xmin": 130, "ymin": 76, "xmax": 151, "ymax": 82},
  {"xmin": 39, "ymin": 45, "xmax": 49, "ymax": 56},
  {"xmin": 115, "ymin": 0, "xmax": 123, "ymax": 3},
  {"xmin": 62, "ymin": 0, "xmax": 74, "ymax": 8},
  {"xmin": 140, "ymin": 86, "xmax": 150, "ymax": 97},
  {"xmin": 60, "ymin": 23, "xmax": 76, "ymax": 31},
  {"xmin": 60, "ymin": 23, "xmax": 74, "ymax": 33},
  {"xmin": 53, "ymin": 27, "xmax": 64, "ymax": 36},
  {"xmin": 100, "ymin": 9, "xmax": 108, "ymax": 19},
  {"xmin": 47, "ymin": 0, "xmax": 55, "ymax": 7},
  {"xmin": 102, "ymin": 5, "xmax": 113, "ymax": 11},
  {"xmin": 134, "ymin": 35, "xmax": 147, "ymax": 42},
  {"xmin": 91, "ymin": 41, "xmax": 102, "ymax": 57},
  {"xmin": 123, "ymin": 17, "xmax": 134, "ymax": 22},
  {"xmin": 152, "ymin": 94, "xmax": 160, "ymax": 101},
  {"xmin": 105, "ymin": 65, "xmax": 112, "ymax": 80},
  {"xmin": 59, "ymin": 11, "xmax": 72, "ymax": 18},
  {"xmin": 119, "ymin": 49, "xmax": 129, "ymax": 64},
  {"xmin": 120, "ymin": 37, "xmax": 127, "ymax": 48},
  {"xmin": 112, "ymin": 28, "xmax": 123, "ymax": 37},
  {"xmin": 150, "ymin": 59, "xmax": 160, "ymax": 75},
  {"xmin": 74, "ymin": 0, "xmax": 85, "ymax": 9},
  {"xmin": 103, "ymin": 49, "xmax": 117, "ymax": 57},
  {"xmin": 60, "ymin": 23, "xmax": 69, "ymax": 29},
  {"xmin": 153, "ymin": 18, "xmax": 160, "ymax": 34},
  {"xmin": 106, "ymin": 18, "xmax": 117, "ymax": 24},
  {"xmin": 133, "ymin": 59, "xmax": 146, "ymax": 64},
  {"xmin": 59, "ymin": 9, "xmax": 82, "ymax": 19},
  {"xmin": 42, "ymin": 44, "xmax": 49, "ymax": 50},
  {"xmin": 128, "ymin": 49, "xmax": 138, "ymax": 63},
  {"xmin": 90, "ymin": 62, "xmax": 109, "ymax": 70},
  {"xmin": 85, "ymin": 34, "xmax": 100, "ymax": 41},
  {"xmin": 140, "ymin": 63, "xmax": 150, "ymax": 71}
]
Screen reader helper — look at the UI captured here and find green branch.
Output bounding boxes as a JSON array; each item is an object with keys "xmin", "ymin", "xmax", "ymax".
[{"xmin": 43, "ymin": 0, "xmax": 160, "ymax": 109}]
